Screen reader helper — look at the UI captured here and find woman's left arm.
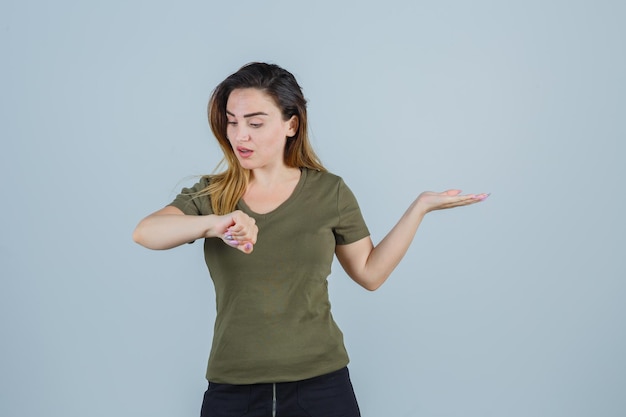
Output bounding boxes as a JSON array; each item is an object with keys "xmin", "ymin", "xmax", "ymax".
[{"xmin": 335, "ymin": 190, "xmax": 488, "ymax": 291}]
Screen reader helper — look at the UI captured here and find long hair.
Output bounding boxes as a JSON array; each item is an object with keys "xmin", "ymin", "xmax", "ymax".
[{"xmin": 202, "ymin": 62, "xmax": 326, "ymax": 214}]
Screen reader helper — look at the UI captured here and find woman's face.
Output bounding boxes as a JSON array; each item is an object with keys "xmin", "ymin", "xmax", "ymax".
[{"xmin": 226, "ymin": 88, "xmax": 297, "ymax": 171}]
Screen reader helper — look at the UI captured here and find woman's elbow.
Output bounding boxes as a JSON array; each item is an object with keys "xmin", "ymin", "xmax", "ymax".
[
  {"xmin": 362, "ymin": 283, "xmax": 380, "ymax": 292},
  {"xmin": 132, "ymin": 225, "xmax": 147, "ymax": 246},
  {"xmin": 354, "ymin": 274, "xmax": 387, "ymax": 291},
  {"xmin": 132, "ymin": 223, "xmax": 156, "ymax": 249}
]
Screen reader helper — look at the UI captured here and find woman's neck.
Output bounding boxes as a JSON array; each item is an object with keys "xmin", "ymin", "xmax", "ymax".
[{"xmin": 248, "ymin": 165, "xmax": 301, "ymax": 189}]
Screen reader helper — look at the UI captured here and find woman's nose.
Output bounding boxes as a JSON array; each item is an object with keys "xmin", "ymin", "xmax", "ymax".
[{"xmin": 234, "ymin": 126, "xmax": 250, "ymax": 141}]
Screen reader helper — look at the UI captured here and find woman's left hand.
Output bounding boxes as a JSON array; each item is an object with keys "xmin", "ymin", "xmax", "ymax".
[{"xmin": 416, "ymin": 189, "xmax": 489, "ymax": 214}]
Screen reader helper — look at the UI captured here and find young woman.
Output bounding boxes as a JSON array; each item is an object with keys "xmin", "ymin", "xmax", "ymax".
[{"xmin": 133, "ymin": 62, "xmax": 488, "ymax": 417}]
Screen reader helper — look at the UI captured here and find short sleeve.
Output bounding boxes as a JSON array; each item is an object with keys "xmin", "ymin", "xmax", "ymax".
[
  {"xmin": 333, "ymin": 179, "xmax": 370, "ymax": 245},
  {"xmin": 169, "ymin": 176, "xmax": 214, "ymax": 216}
]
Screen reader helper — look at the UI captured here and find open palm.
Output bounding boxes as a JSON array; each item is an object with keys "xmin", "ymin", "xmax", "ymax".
[{"xmin": 417, "ymin": 189, "xmax": 489, "ymax": 213}]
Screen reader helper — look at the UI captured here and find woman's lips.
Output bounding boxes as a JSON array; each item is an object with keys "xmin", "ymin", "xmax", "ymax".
[{"xmin": 236, "ymin": 146, "xmax": 253, "ymax": 158}]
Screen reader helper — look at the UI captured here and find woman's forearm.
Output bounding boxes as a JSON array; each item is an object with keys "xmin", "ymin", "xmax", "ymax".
[
  {"xmin": 132, "ymin": 211, "xmax": 219, "ymax": 250},
  {"xmin": 338, "ymin": 201, "xmax": 426, "ymax": 291},
  {"xmin": 337, "ymin": 190, "xmax": 487, "ymax": 290},
  {"xmin": 363, "ymin": 200, "xmax": 426, "ymax": 287}
]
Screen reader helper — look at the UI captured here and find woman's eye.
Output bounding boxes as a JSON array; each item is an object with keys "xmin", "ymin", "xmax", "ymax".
[
  {"xmin": 250, "ymin": 123, "xmax": 262, "ymax": 128},
  {"xmin": 227, "ymin": 121, "xmax": 237, "ymax": 126}
]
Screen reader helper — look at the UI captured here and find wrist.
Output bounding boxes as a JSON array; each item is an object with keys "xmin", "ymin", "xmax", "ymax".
[
  {"xmin": 412, "ymin": 198, "xmax": 430, "ymax": 217},
  {"xmin": 202, "ymin": 214, "xmax": 223, "ymax": 238}
]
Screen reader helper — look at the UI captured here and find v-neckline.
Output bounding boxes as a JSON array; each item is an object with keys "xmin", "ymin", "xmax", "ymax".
[{"xmin": 237, "ymin": 168, "xmax": 307, "ymax": 219}]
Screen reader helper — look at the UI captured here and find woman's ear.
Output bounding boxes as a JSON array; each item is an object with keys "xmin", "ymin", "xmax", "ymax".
[{"xmin": 287, "ymin": 115, "xmax": 298, "ymax": 137}]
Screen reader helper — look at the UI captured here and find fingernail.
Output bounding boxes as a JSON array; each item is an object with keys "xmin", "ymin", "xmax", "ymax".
[
  {"xmin": 226, "ymin": 239, "xmax": 240, "ymax": 246},
  {"xmin": 224, "ymin": 234, "xmax": 233, "ymax": 240},
  {"xmin": 244, "ymin": 243, "xmax": 252, "ymax": 251}
]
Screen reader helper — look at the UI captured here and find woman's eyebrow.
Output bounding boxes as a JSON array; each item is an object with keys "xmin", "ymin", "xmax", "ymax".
[{"xmin": 226, "ymin": 110, "xmax": 269, "ymax": 118}]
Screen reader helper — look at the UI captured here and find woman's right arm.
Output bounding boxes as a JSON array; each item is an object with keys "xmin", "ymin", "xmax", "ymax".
[{"xmin": 132, "ymin": 206, "xmax": 257, "ymax": 253}]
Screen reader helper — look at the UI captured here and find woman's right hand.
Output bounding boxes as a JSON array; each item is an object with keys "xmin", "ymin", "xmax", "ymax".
[
  {"xmin": 133, "ymin": 206, "xmax": 258, "ymax": 252},
  {"xmin": 212, "ymin": 210, "xmax": 258, "ymax": 254}
]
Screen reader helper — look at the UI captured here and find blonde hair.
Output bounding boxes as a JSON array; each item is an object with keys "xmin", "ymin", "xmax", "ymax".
[{"xmin": 200, "ymin": 63, "xmax": 326, "ymax": 214}]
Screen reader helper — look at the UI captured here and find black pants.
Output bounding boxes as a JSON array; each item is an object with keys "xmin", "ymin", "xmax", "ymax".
[{"xmin": 200, "ymin": 367, "xmax": 361, "ymax": 417}]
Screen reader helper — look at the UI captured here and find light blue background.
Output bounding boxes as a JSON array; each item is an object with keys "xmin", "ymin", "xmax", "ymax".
[{"xmin": 2, "ymin": 1, "xmax": 625, "ymax": 416}]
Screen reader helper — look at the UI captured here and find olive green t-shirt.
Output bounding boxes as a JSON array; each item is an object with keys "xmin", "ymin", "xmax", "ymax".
[{"xmin": 170, "ymin": 168, "xmax": 370, "ymax": 384}]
